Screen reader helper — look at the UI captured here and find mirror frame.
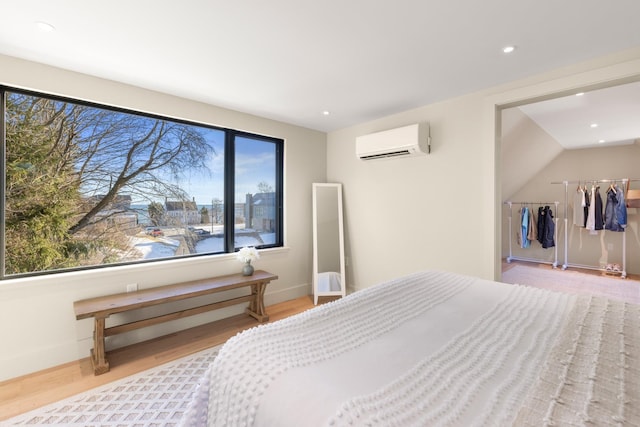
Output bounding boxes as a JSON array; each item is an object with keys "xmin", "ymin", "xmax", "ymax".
[{"xmin": 312, "ymin": 182, "xmax": 346, "ymax": 304}]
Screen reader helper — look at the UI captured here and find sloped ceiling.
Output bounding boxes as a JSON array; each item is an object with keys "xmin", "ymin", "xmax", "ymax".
[
  {"xmin": 502, "ymin": 80, "xmax": 640, "ymax": 201},
  {"xmin": 501, "ymin": 107, "xmax": 564, "ymax": 201},
  {"xmin": 518, "ymin": 81, "xmax": 640, "ymax": 150}
]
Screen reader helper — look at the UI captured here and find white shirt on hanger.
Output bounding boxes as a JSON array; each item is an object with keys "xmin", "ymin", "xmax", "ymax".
[
  {"xmin": 573, "ymin": 187, "xmax": 584, "ymax": 227},
  {"xmin": 586, "ymin": 186, "xmax": 596, "ymax": 231}
]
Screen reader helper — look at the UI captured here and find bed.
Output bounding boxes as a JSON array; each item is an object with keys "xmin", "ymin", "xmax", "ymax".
[{"xmin": 180, "ymin": 270, "xmax": 639, "ymax": 426}]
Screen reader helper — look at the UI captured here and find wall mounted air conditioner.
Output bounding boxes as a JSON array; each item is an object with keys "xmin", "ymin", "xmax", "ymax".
[{"xmin": 356, "ymin": 123, "xmax": 430, "ymax": 160}]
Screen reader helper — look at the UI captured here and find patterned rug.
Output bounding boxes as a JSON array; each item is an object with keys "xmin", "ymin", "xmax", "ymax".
[
  {"xmin": 502, "ymin": 263, "xmax": 640, "ymax": 304},
  {"xmin": 3, "ymin": 346, "xmax": 220, "ymax": 426}
]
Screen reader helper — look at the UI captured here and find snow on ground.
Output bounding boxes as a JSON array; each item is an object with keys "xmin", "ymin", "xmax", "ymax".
[
  {"xmin": 130, "ymin": 232, "xmax": 270, "ymax": 260},
  {"xmin": 195, "ymin": 236, "xmax": 224, "ymax": 253},
  {"xmin": 195, "ymin": 235, "xmax": 264, "ymax": 253},
  {"xmin": 130, "ymin": 236, "xmax": 180, "ymax": 259}
]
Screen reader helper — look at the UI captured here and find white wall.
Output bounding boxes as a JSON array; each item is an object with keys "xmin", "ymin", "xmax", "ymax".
[
  {"xmin": 0, "ymin": 54, "xmax": 326, "ymax": 381},
  {"xmin": 327, "ymin": 48, "xmax": 640, "ymax": 291},
  {"xmin": 328, "ymin": 95, "xmax": 487, "ymax": 289}
]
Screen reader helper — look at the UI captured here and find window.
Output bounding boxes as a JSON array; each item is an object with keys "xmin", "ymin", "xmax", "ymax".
[
  {"xmin": 234, "ymin": 135, "xmax": 281, "ymax": 248},
  {"xmin": 0, "ymin": 87, "xmax": 283, "ymax": 278}
]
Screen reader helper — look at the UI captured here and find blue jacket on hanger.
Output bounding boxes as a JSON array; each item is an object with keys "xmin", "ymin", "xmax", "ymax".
[
  {"xmin": 604, "ymin": 186, "xmax": 624, "ymax": 231},
  {"xmin": 615, "ymin": 185, "xmax": 627, "ymax": 229}
]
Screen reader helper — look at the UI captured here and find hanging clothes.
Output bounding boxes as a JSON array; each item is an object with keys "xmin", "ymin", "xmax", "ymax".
[
  {"xmin": 586, "ymin": 186, "xmax": 603, "ymax": 231},
  {"xmin": 594, "ymin": 186, "xmax": 604, "ymax": 230},
  {"xmin": 615, "ymin": 184, "xmax": 627, "ymax": 230},
  {"xmin": 541, "ymin": 205, "xmax": 555, "ymax": 249},
  {"xmin": 573, "ymin": 186, "xmax": 585, "ymax": 227},
  {"xmin": 583, "ymin": 188, "xmax": 590, "ymax": 228},
  {"xmin": 537, "ymin": 206, "xmax": 545, "ymax": 244},
  {"xmin": 527, "ymin": 208, "xmax": 537, "ymax": 242},
  {"xmin": 586, "ymin": 186, "xmax": 596, "ymax": 231},
  {"xmin": 604, "ymin": 185, "xmax": 621, "ymax": 231},
  {"xmin": 604, "ymin": 184, "xmax": 628, "ymax": 232},
  {"xmin": 520, "ymin": 207, "xmax": 531, "ymax": 248}
]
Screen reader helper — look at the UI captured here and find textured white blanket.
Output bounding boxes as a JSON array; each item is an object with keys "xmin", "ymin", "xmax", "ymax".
[
  {"xmin": 180, "ymin": 270, "xmax": 639, "ymax": 426},
  {"xmin": 515, "ymin": 296, "xmax": 639, "ymax": 426}
]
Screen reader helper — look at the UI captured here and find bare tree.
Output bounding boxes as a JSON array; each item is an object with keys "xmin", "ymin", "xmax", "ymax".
[
  {"xmin": 211, "ymin": 197, "xmax": 223, "ymax": 224},
  {"xmin": 5, "ymin": 91, "xmax": 217, "ymax": 273},
  {"xmin": 57, "ymin": 104, "xmax": 215, "ymax": 234},
  {"xmin": 257, "ymin": 181, "xmax": 273, "ymax": 193}
]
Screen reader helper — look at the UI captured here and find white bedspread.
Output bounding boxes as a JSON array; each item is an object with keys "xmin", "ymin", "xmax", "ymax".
[{"xmin": 180, "ymin": 270, "xmax": 639, "ymax": 426}]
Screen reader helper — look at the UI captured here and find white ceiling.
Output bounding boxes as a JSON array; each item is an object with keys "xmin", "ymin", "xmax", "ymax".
[
  {"xmin": 518, "ymin": 81, "xmax": 640, "ymax": 149},
  {"xmin": 1, "ymin": 1, "xmax": 640, "ymax": 134}
]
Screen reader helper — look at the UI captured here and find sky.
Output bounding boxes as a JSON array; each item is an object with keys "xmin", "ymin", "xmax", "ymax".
[
  {"xmin": 161, "ymin": 134, "xmax": 276, "ymax": 205},
  {"xmin": 8, "ymin": 91, "xmax": 276, "ymax": 208}
]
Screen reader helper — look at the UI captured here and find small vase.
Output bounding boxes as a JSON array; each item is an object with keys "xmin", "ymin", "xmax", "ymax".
[{"xmin": 242, "ymin": 261, "xmax": 254, "ymax": 276}]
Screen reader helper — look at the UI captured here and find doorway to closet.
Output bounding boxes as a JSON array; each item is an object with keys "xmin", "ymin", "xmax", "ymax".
[{"xmin": 499, "ymin": 80, "xmax": 640, "ymax": 303}]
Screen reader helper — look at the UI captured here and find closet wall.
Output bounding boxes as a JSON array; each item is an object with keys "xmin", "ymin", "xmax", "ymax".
[{"xmin": 502, "ymin": 139, "xmax": 640, "ymax": 275}]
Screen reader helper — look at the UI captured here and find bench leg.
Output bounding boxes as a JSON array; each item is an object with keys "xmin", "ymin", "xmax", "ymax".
[
  {"xmin": 91, "ymin": 317, "xmax": 110, "ymax": 375},
  {"xmin": 246, "ymin": 281, "xmax": 269, "ymax": 322}
]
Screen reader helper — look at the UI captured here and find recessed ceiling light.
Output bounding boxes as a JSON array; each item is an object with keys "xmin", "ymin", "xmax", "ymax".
[
  {"xmin": 322, "ymin": 111, "xmax": 330, "ymax": 116},
  {"xmin": 590, "ymin": 123, "xmax": 598, "ymax": 128},
  {"xmin": 35, "ymin": 21, "xmax": 55, "ymax": 32},
  {"xmin": 598, "ymin": 139, "xmax": 606, "ymax": 144},
  {"xmin": 575, "ymin": 92, "xmax": 584, "ymax": 96},
  {"xmin": 502, "ymin": 45, "xmax": 516, "ymax": 54}
]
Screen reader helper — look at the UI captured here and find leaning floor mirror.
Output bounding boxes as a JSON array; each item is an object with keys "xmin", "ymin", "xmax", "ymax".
[{"xmin": 312, "ymin": 183, "xmax": 346, "ymax": 304}]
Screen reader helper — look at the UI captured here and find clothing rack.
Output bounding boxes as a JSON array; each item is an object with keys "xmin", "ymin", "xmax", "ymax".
[
  {"xmin": 551, "ymin": 178, "xmax": 637, "ymax": 278},
  {"xmin": 504, "ymin": 201, "xmax": 560, "ymax": 268}
]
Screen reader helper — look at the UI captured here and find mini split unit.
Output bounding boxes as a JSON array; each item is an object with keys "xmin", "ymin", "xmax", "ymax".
[{"xmin": 356, "ymin": 123, "xmax": 430, "ymax": 160}]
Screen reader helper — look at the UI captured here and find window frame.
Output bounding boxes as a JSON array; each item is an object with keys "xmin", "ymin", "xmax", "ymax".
[{"xmin": 0, "ymin": 85, "xmax": 284, "ymax": 279}]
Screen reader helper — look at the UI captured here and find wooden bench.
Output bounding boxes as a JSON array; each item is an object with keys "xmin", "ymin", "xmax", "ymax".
[{"xmin": 74, "ymin": 270, "xmax": 277, "ymax": 375}]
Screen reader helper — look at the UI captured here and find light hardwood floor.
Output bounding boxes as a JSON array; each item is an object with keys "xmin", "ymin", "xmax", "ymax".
[{"xmin": 0, "ymin": 295, "xmax": 324, "ymax": 421}]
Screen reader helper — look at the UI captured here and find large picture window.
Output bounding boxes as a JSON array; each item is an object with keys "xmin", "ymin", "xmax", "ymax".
[{"xmin": 0, "ymin": 87, "xmax": 283, "ymax": 279}]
